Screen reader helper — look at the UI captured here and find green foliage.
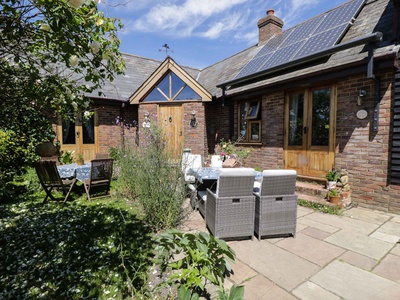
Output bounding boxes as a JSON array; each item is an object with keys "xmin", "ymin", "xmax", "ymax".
[
  {"xmin": 0, "ymin": 129, "xmax": 38, "ymax": 200},
  {"xmin": 298, "ymin": 199, "xmax": 342, "ymax": 215},
  {"xmin": 329, "ymin": 189, "xmax": 338, "ymax": 197},
  {"xmin": 113, "ymin": 124, "xmax": 187, "ymax": 232},
  {"xmin": 326, "ymin": 168, "xmax": 341, "ymax": 182},
  {"xmin": 0, "ymin": 198, "xmax": 154, "ymax": 299},
  {"xmin": 218, "ymin": 138, "xmax": 250, "ymax": 161},
  {"xmin": 59, "ymin": 150, "xmax": 75, "ymax": 165},
  {"xmin": 0, "ymin": 0, "xmax": 124, "ymax": 197},
  {"xmin": 155, "ymin": 230, "xmax": 241, "ymax": 299}
]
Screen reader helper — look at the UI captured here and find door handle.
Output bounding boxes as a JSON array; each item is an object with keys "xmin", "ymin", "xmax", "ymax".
[
  {"xmin": 303, "ymin": 127, "xmax": 308, "ymax": 134},
  {"xmin": 180, "ymin": 131, "xmax": 182, "ymax": 136},
  {"xmin": 76, "ymin": 131, "xmax": 80, "ymax": 138}
]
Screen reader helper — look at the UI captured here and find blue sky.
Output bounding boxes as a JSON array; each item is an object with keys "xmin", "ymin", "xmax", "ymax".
[{"xmin": 100, "ymin": 0, "xmax": 352, "ymax": 69}]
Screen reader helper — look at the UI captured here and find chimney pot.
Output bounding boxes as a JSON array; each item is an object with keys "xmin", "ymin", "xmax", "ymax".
[{"xmin": 257, "ymin": 8, "xmax": 283, "ymax": 45}]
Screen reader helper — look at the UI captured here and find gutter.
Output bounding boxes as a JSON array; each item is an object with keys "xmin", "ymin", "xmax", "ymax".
[{"xmin": 217, "ymin": 32, "xmax": 383, "ymax": 91}]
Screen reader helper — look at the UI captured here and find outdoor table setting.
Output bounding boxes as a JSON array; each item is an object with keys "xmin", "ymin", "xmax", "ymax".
[
  {"xmin": 187, "ymin": 167, "xmax": 262, "ymax": 216},
  {"xmin": 57, "ymin": 163, "xmax": 91, "ymax": 182}
]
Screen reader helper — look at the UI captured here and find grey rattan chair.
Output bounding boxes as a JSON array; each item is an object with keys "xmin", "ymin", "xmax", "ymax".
[
  {"xmin": 254, "ymin": 170, "xmax": 298, "ymax": 240},
  {"xmin": 205, "ymin": 168, "xmax": 256, "ymax": 240},
  {"xmin": 83, "ymin": 159, "xmax": 114, "ymax": 201}
]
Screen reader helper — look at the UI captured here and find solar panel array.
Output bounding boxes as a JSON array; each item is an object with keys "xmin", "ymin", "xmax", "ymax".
[{"xmin": 235, "ymin": 0, "xmax": 365, "ymax": 79}]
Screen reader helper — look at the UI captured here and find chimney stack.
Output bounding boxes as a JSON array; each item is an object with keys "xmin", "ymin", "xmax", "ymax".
[{"xmin": 257, "ymin": 9, "xmax": 284, "ymax": 45}]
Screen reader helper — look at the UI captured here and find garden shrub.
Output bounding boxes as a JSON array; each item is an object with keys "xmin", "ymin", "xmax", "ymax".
[
  {"xmin": 155, "ymin": 230, "xmax": 244, "ymax": 299},
  {"xmin": 114, "ymin": 125, "xmax": 187, "ymax": 232}
]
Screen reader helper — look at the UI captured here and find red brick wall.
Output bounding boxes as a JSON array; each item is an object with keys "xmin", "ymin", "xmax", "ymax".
[
  {"xmin": 335, "ymin": 71, "xmax": 400, "ymax": 213},
  {"xmin": 206, "ymin": 70, "xmax": 400, "ymax": 213}
]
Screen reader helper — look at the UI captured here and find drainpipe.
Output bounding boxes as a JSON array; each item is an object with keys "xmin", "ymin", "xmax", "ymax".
[{"xmin": 120, "ymin": 102, "xmax": 125, "ymax": 148}]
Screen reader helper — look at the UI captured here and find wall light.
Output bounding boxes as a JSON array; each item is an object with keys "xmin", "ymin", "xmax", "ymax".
[
  {"xmin": 142, "ymin": 111, "xmax": 150, "ymax": 128},
  {"xmin": 190, "ymin": 110, "xmax": 198, "ymax": 128},
  {"xmin": 357, "ymin": 89, "xmax": 367, "ymax": 106}
]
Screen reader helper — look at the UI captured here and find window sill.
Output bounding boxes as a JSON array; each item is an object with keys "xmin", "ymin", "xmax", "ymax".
[{"xmin": 237, "ymin": 142, "xmax": 263, "ymax": 146}]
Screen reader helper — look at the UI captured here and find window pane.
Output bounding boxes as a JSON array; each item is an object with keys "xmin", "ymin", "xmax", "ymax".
[
  {"xmin": 82, "ymin": 114, "xmax": 95, "ymax": 144},
  {"xmin": 62, "ymin": 119, "xmax": 76, "ymax": 144},
  {"xmin": 143, "ymin": 88, "xmax": 168, "ymax": 101},
  {"xmin": 288, "ymin": 93, "xmax": 304, "ymax": 146},
  {"xmin": 157, "ymin": 73, "xmax": 170, "ymax": 97},
  {"xmin": 250, "ymin": 122, "xmax": 260, "ymax": 141},
  {"xmin": 311, "ymin": 89, "xmax": 330, "ymax": 146},
  {"xmin": 175, "ymin": 85, "xmax": 201, "ymax": 100},
  {"xmin": 171, "ymin": 72, "xmax": 185, "ymax": 98},
  {"xmin": 239, "ymin": 103, "xmax": 248, "ymax": 140},
  {"xmin": 246, "ymin": 100, "xmax": 260, "ymax": 119}
]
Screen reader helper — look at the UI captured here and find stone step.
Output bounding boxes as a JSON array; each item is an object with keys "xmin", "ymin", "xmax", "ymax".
[{"xmin": 295, "ymin": 180, "xmax": 352, "ymax": 208}]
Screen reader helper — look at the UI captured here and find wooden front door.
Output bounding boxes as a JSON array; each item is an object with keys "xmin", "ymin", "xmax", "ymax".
[
  {"xmin": 158, "ymin": 104, "xmax": 184, "ymax": 159},
  {"xmin": 57, "ymin": 112, "xmax": 99, "ymax": 161},
  {"xmin": 284, "ymin": 86, "xmax": 336, "ymax": 178}
]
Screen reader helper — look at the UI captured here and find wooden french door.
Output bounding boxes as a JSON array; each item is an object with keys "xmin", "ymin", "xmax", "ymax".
[
  {"xmin": 57, "ymin": 112, "xmax": 99, "ymax": 161},
  {"xmin": 158, "ymin": 104, "xmax": 184, "ymax": 159},
  {"xmin": 284, "ymin": 86, "xmax": 336, "ymax": 178}
]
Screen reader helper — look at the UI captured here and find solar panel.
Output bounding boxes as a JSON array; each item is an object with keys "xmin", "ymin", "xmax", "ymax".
[{"xmin": 234, "ymin": 0, "xmax": 366, "ymax": 80}]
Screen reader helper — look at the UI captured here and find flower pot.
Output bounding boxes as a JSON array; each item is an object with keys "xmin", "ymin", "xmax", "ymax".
[
  {"xmin": 76, "ymin": 159, "xmax": 84, "ymax": 166},
  {"xmin": 329, "ymin": 195, "xmax": 340, "ymax": 204},
  {"xmin": 326, "ymin": 181, "xmax": 337, "ymax": 190}
]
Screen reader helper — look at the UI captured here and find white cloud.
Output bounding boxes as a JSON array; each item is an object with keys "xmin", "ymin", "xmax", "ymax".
[
  {"xmin": 132, "ymin": 0, "xmax": 248, "ymax": 38},
  {"xmin": 201, "ymin": 11, "xmax": 246, "ymax": 39}
]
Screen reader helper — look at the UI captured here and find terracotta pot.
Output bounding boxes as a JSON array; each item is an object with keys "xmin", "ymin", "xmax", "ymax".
[
  {"xmin": 35, "ymin": 142, "xmax": 57, "ymax": 157},
  {"xmin": 329, "ymin": 195, "xmax": 340, "ymax": 204},
  {"xmin": 76, "ymin": 159, "xmax": 84, "ymax": 166}
]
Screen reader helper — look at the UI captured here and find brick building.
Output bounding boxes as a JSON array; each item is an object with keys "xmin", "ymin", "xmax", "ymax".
[{"xmin": 56, "ymin": 0, "xmax": 400, "ymax": 213}]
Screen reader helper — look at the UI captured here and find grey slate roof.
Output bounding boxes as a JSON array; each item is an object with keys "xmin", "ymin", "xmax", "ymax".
[
  {"xmin": 88, "ymin": 53, "xmax": 201, "ymax": 101},
  {"xmin": 91, "ymin": 0, "xmax": 398, "ymax": 102}
]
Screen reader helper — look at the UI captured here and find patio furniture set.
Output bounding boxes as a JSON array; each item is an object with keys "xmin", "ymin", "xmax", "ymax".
[
  {"xmin": 183, "ymin": 154, "xmax": 298, "ymax": 240},
  {"xmin": 35, "ymin": 158, "xmax": 114, "ymax": 202}
]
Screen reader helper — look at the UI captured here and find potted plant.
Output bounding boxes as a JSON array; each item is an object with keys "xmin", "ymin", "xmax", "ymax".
[
  {"xmin": 76, "ymin": 153, "xmax": 84, "ymax": 166},
  {"xmin": 326, "ymin": 168, "xmax": 341, "ymax": 189},
  {"xmin": 328, "ymin": 189, "xmax": 340, "ymax": 204}
]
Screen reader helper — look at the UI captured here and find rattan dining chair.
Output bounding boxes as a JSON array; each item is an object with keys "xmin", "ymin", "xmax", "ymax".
[
  {"xmin": 254, "ymin": 170, "xmax": 298, "ymax": 240},
  {"xmin": 205, "ymin": 168, "xmax": 256, "ymax": 240},
  {"xmin": 83, "ymin": 159, "xmax": 114, "ymax": 201},
  {"xmin": 35, "ymin": 160, "xmax": 76, "ymax": 203}
]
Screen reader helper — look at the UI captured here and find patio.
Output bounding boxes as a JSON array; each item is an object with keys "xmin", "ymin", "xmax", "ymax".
[{"xmin": 180, "ymin": 204, "xmax": 400, "ymax": 299}]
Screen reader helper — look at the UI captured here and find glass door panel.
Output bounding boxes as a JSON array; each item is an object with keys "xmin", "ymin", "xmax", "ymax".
[
  {"xmin": 311, "ymin": 89, "xmax": 330, "ymax": 147},
  {"xmin": 288, "ymin": 93, "xmax": 304, "ymax": 146}
]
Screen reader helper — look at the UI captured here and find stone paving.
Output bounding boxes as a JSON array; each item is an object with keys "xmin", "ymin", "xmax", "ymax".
[{"xmin": 180, "ymin": 204, "xmax": 400, "ymax": 299}]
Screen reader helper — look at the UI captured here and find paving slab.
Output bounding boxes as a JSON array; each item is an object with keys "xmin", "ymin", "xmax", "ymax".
[
  {"xmin": 325, "ymin": 229, "xmax": 394, "ymax": 260},
  {"xmin": 229, "ymin": 239, "xmax": 321, "ymax": 292},
  {"xmin": 228, "ymin": 258, "xmax": 258, "ymax": 285},
  {"xmin": 297, "ymin": 206, "xmax": 314, "ymax": 217},
  {"xmin": 370, "ymin": 221, "xmax": 400, "ymax": 243},
  {"xmin": 305, "ymin": 212, "xmax": 380, "ymax": 235},
  {"xmin": 299, "ymin": 226, "xmax": 333, "ymax": 240},
  {"xmin": 310, "ymin": 260, "xmax": 400, "ymax": 300},
  {"xmin": 238, "ymin": 274, "xmax": 297, "ymax": 300},
  {"xmin": 389, "ymin": 214, "xmax": 400, "ymax": 223},
  {"xmin": 275, "ymin": 232, "xmax": 346, "ymax": 267},
  {"xmin": 292, "ymin": 281, "xmax": 340, "ymax": 300},
  {"xmin": 297, "ymin": 217, "xmax": 340, "ymax": 234},
  {"xmin": 372, "ymin": 254, "xmax": 400, "ymax": 283},
  {"xmin": 338, "ymin": 250, "xmax": 378, "ymax": 271},
  {"xmin": 342, "ymin": 207, "xmax": 391, "ymax": 224},
  {"xmin": 391, "ymin": 244, "xmax": 400, "ymax": 256}
]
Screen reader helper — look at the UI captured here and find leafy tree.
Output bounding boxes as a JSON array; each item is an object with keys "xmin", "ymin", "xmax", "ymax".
[{"xmin": 0, "ymin": 0, "xmax": 124, "ymax": 198}]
